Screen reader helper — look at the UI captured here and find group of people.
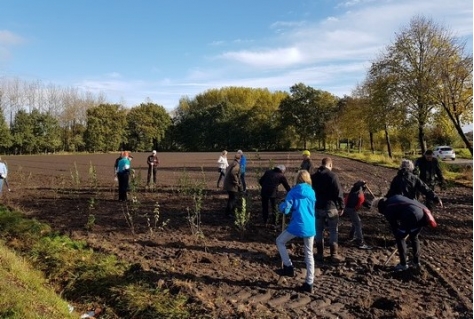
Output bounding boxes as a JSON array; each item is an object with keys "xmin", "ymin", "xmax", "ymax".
[
  {"xmin": 264, "ymin": 150, "xmax": 444, "ymax": 293},
  {"xmin": 115, "ymin": 148, "xmax": 446, "ymax": 293},
  {"xmin": 113, "ymin": 150, "xmax": 160, "ymax": 201}
]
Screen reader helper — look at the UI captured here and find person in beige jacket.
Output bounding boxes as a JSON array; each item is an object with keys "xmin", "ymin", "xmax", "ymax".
[{"xmin": 223, "ymin": 153, "xmax": 241, "ymax": 218}]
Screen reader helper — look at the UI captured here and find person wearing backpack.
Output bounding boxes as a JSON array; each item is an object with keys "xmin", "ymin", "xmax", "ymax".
[{"xmin": 344, "ymin": 180, "xmax": 372, "ymax": 249}]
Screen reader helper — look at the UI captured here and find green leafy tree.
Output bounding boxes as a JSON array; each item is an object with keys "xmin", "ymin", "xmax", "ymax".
[
  {"xmin": 11, "ymin": 110, "xmax": 36, "ymax": 154},
  {"xmin": 126, "ymin": 102, "xmax": 172, "ymax": 151},
  {"xmin": 279, "ymin": 83, "xmax": 338, "ymax": 149},
  {"xmin": 433, "ymin": 46, "xmax": 473, "ymax": 154},
  {"xmin": 84, "ymin": 104, "xmax": 127, "ymax": 152},
  {"xmin": 32, "ymin": 110, "xmax": 62, "ymax": 153},
  {"xmin": 382, "ymin": 15, "xmax": 459, "ymax": 154},
  {"xmin": 0, "ymin": 107, "xmax": 12, "ymax": 153}
]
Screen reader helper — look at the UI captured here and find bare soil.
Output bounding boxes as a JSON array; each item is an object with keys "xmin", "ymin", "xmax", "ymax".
[{"xmin": 2, "ymin": 152, "xmax": 472, "ymax": 319}]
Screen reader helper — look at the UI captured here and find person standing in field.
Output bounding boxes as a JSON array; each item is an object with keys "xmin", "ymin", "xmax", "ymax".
[
  {"xmin": 276, "ymin": 170, "xmax": 316, "ymax": 293},
  {"xmin": 217, "ymin": 150, "xmax": 229, "ymax": 188},
  {"xmin": 311, "ymin": 157, "xmax": 345, "ymax": 263},
  {"xmin": 0, "ymin": 157, "xmax": 8, "ymax": 193},
  {"xmin": 116, "ymin": 151, "xmax": 132, "ymax": 201},
  {"xmin": 259, "ymin": 165, "xmax": 291, "ymax": 224},
  {"xmin": 146, "ymin": 150, "xmax": 160, "ymax": 185},
  {"xmin": 237, "ymin": 150, "xmax": 247, "ymax": 192},
  {"xmin": 414, "ymin": 150, "xmax": 446, "ymax": 210},
  {"xmin": 223, "ymin": 153, "xmax": 241, "ymax": 218},
  {"xmin": 300, "ymin": 150, "xmax": 314, "ymax": 174}
]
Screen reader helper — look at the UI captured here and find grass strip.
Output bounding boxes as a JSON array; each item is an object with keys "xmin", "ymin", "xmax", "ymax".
[{"xmin": 0, "ymin": 206, "xmax": 191, "ymax": 319}]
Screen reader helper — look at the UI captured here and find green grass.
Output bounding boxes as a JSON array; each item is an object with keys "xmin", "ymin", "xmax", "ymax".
[
  {"xmin": 0, "ymin": 241, "xmax": 76, "ymax": 319},
  {"xmin": 328, "ymin": 150, "xmax": 472, "ymax": 187},
  {"xmin": 0, "ymin": 206, "xmax": 191, "ymax": 319}
]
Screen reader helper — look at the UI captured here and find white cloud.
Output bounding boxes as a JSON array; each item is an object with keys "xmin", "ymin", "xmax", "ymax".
[
  {"xmin": 0, "ymin": 30, "xmax": 24, "ymax": 45},
  {"xmin": 220, "ymin": 47, "xmax": 303, "ymax": 68}
]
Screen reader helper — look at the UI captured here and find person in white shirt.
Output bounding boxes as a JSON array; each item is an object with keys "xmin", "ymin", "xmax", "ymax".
[
  {"xmin": 0, "ymin": 157, "xmax": 9, "ymax": 193},
  {"xmin": 217, "ymin": 150, "xmax": 229, "ymax": 188}
]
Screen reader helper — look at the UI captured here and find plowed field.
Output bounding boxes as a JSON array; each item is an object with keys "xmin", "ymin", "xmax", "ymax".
[{"xmin": 2, "ymin": 152, "xmax": 472, "ymax": 319}]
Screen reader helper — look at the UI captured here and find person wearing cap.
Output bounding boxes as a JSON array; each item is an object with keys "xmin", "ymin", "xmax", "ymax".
[
  {"xmin": 385, "ymin": 159, "xmax": 441, "ymax": 206},
  {"xmin": 146, "ymin": 150, "xmax": 160, "ymax": 185},
  {"xmin": 414, "ymin": 150, "xmax": 445, "ymax": 209},
  {"xmin": 343, "ymin": 180, "xmax": 372, "ymax": 249},
  {"xmin": 276, "ymin": 170, "xmax": 316, "ymax": 293},
  {"xmin": 375, "ymin": 195, "xmax": 442, "ymax": 271},
  {"xmin": 237, "ymin": 150, "xmax": 247, "ymax": 192},
  {"xmin": 223, "ymin": 153, "xmax": 242, "ymax": 218},
  {"xmin": 116, "ymin": 151, "xmax": 132, "ymax": 201},
  {"xmin": 217, "ymin": 150, "xmax": 229, "ymax": 188},
  {"xmin": 300, "ymin": 150, "xmax": 314, "ymax": 174},
  {"xmin": 258, "ymin": 164, "xmax": 291, "ymax": 224},
  {"xmin": 311, "ymin": 157, "xmax": 345, "ymax": 263}
]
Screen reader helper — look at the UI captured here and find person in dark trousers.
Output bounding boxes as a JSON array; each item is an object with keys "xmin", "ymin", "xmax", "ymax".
[
  {"xmin": 259, "ymin": 165, "xmax": 291, "ymax": 224},
  {"xmin": 146, "ymin": 150, "xmax": 160, "ymax": 185},
  {"xmin": 300, "ymin": 150, "xmax": 314, "ymax": 174},
  {"xmin": 276, "ymin": 170, "xmax": 316, "ymax": 293},
  {"xmin": 116, "ymin": 151, "xmax": 132, "ymax": 201},
  {"xmin": 414, "ymin": 150, "xmax": 446, "ymax": 209},
  {"xmin": 375, "ymin": 194, "xmax": 442, "ymax": 271},
  {"xmin": 385, "ymin": 159, "xmax": 441, "ymax": 205},
  {"xmin": 311, "ymin": 157, "xmax": 345, "ymax": 263},
  {"xmin": 344, "ymin": 180, "xmax": 372, "ymax": 249},
  {"xmin": 237, "ymin": 150, "xmax": 247, "ymax": 192},
  {"xmin": 223, "ymin": 153, "xmax": 241, "ymax": 218}
]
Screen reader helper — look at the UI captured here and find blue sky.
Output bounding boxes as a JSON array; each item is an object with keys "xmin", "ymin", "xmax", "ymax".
[{"xmin": 0, "ymin": 0, "xmax": 472, "ymax": 113}]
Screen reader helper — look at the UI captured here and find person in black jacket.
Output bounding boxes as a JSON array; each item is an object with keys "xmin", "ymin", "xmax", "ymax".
[
  {"xmin": 259, "ymin": 165, "xmax": 291, "ymax": 224},
  {"xmin": 414, "ymin": 150, "xmax": 445, "ymax": 209},
  {"xmin": 385, "ymin": 159, "xmax": 441, "ymax": 206},
  {"xmin": 311, "ymin": 157, "xmax": 345, "ymax": 263},
  {"xmin": 376, "ymin": 195, "xmax": 442, "ymax": 271}
]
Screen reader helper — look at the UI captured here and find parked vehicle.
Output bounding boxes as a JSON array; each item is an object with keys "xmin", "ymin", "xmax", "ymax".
[{"xmin": 433, "ymin": 146, "xmax": 456, "ymax": 161}]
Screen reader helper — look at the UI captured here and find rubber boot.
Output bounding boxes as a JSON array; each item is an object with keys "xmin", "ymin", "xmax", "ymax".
[
  {"xmin": 330, "ymin": 243, "xmax": 344, "ymax": 263},
  {"xmin": 315, "ymin": 241, "xmax": 324, "ymax": 262}
]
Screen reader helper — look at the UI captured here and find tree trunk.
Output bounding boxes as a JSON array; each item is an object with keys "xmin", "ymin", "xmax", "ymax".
[
  {"xmin": 418, "ymin": 124, "xmax": 426, "ymax": 155},
  {"xmin": 369, "ymin": 132, "xmax": 375, "ymax": 154},
  {"xmin": 384, "ymin": 124, "xmax": 392, "ymax": 158},
  {"xmin": 442, "ymin": 103, "xmax": 473, "ymax": 156}
]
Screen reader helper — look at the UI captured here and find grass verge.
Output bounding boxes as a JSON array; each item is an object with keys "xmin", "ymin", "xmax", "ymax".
[
  {"xmin": 0, "ymin": 206, "xmax": 192, "ymax": 319},
  {"xmin": 327, "ymin": 150, "xmax": 472, "ymax": 188}
]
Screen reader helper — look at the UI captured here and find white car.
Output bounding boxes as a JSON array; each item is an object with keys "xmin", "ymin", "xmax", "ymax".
[{"xmin": 433, "ymin": 146, "xmax": 456, "ymax": 161}]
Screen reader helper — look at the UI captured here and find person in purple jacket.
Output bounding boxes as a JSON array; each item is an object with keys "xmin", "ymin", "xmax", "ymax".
[{"xmin": 276, "ymin": 170, "xmax": 316, "ymax": 293}]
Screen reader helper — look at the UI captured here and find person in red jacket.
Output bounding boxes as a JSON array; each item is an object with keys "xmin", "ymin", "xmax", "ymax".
[{"xmin": 344, "ymin": 180, "xmax": 372, "ymax": 249}]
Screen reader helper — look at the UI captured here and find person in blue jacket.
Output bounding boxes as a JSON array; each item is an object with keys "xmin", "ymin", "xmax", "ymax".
[
  {"xmin": 237, "ymin": 150, "xmax": 247, "ymax": 192},
  {"xmin": 276, "ymin": 170, "xmax": 316, "ymax": 293},
  {"xmin": 116, "ymin": 151, "xmax": 132, "ymax": 201}
]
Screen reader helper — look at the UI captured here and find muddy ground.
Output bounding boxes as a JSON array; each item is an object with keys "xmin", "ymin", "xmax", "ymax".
[{"xmin": 1, "ymin": 152, "xmax": 472, "ymax": 319}]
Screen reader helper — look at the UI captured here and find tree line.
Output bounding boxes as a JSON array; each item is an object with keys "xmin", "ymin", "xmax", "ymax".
[{"xmin": 0, "ymin": 16, "xmax": 471, "ymax": 156}]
